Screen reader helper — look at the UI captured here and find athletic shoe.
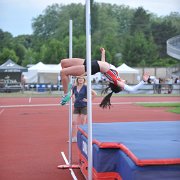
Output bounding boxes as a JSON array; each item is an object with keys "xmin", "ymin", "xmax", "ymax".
[
  {"xmin": 60, "ymin": 92, "xmax": 71, "ymax": 105},
  {"xmin": 60, "ymin": 83, "xmax": 72, "ymax": 105}
]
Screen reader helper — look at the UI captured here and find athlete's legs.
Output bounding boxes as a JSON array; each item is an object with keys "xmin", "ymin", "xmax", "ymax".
[
  {"xmin": 97, "ymin": 61, "xmax": 110, "ymax": 73},
  {"xmin": 60, "ymin": 65, "xmax": 86, "ymax": 94},
  {"xmin": 61, "ymin": 58, "xmax": 85, "ymax": 69},
  {"xmin": 60, "ymin": 59, "xmax": 86, "ymax": 105},
  {"xmin": 60, "ymin": 58, "xmax": 85, "ymax": 94}
]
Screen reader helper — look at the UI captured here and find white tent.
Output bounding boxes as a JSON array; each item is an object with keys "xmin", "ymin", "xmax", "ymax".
[
  {"xmin": 23, "ymin": 62, "xmax": 62, "ymax": 83},
  {"xmin": 28, "ymin": 62, "xmax": 46, "ymax": 71},
  {"xmin": 29, "ymin": 62, "xmax": 62, "ymax": 73},
  {"xmin": 117, "ymin": 63, "xmax": 139, "ymax": 74},
  {"xmin": 117, "ymin": 63, "xmax": 139, "ymax": 84}
]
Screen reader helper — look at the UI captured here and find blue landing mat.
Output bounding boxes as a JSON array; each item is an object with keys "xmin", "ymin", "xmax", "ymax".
[{"xmin": 77, "ymin": 121, "xmax": 180, "ymax": 180}]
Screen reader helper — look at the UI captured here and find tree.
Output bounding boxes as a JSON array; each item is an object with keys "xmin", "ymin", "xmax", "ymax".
[
  {"xmin": 73, "ymin": 35, "xmax": 86, "ymax": 58},
  {"xmin": 0, "ymin": 29, "xmax": 13, "ymax": 50},
  {"xmin": 122, "ymin": 32, "xmax": 158, "ymax": 67},
  {"xmin": 130, "ymin": 7, "xmax": 151, "ymax": 39},
  {"xmin": 32, "ymin": 4, "xmax": 61, "ymax": 39},
  {"xmin": 1, "ymin": 3, "xmax": 179, "ymax": 68},
  {"xmin": 13, "ymin": 44, "xmax": 26, "ymax": 65},
  {"xmin": 164, "ymin": 12, "xmax": 180, "ymax": 33},
  {"xmin": 0, "ymin": 48, "xmax": 18, "ymax": 64},
  {"xmin": 23, "ymin": 48, "xmax": 37, "ymax": 66},
  {"xmin": 39, "ymin": 39, "xmax": 66, "ymax": 64},
  {"xmin": 151, "ymin": 20, "xmax": 178, "ymax": 58},
  {"xmin": 14, "ymin": 35, "xmax": 33, "ymax": 49},
  {"xmin": 113, "ymin": 5, "xmax": 134, "ymax": 36},
  {"xmin": 90, "ymin": 0, "xmax": 98, "ymax": 35}
]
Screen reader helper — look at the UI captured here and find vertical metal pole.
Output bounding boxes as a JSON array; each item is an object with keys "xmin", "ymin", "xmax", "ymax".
[
  {"xmin": 86, "ymin": 0, "xmax": 92, "ymax": 179},
  {"xmin": 68, "ymin": 20, "xmax": 73, "ymax": 165}
]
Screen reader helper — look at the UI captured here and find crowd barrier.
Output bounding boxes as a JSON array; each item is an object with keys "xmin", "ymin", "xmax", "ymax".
[
  {"xmin": 92, "ymin": 83, "xmax": 180, "ymax": 95},
  {"xmin": 24, "ymin": 84, "xmax": 63, "ymax": 92},
  {"xmin": 0, "ymin": 83, "xmax": 179, "ymax": 94}
]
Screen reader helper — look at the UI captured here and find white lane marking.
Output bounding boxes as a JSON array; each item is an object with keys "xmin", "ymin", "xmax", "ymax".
[
  {"xmin": 0, "ymin": 109, "xmax": 4, "ymax": 115},
  {"xmin": 0, "ymin": 101, "xmax": 179, "ymax": 109},
  {"xmin": 0, "ymin": 104, "xmax": 59, "ymax": 108},
  {"xmin": 29, "ymin": 97, "xmax": 31, "ymax": 103},
  {"xmin": 60, "ymin": 152, "xmax": 78, "ymax": 180}
]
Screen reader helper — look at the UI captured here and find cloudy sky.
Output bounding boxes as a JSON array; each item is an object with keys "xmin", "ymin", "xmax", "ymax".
[{"xmin": 0, "ymin": 0, "xmax": 179, "ymax": 36}]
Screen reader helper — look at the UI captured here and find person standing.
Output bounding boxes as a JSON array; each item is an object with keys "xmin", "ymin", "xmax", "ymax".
[
  {"xmin": 21, "ymin": 74, "xmax": 26, "ymax": 93},
  {"xmin": 71, "ymin": 76, "xmax": 97, "ymax": 142}
]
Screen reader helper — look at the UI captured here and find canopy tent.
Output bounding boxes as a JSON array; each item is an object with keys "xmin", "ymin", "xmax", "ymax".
[
  {"xmin": 0, "ymin": 59, "xmax": 27, "ymax": 72},
  {"xmin": 23, "ymin": 62, "xmax": 62, "ymax": 84},
  {"xmin": 117, "ymin": 63, "xmax": 139, "ymax": 74},
  {"xmin": 0, "ymin": 59, "xmax": 27, "ymax": 82},
  {"xmin": 28, "ymin": 62, "xmax": 46, "ymax": 71},
  {"xmin": 117, "ymin": 63, "xmax": 139, "ymax": 84}
]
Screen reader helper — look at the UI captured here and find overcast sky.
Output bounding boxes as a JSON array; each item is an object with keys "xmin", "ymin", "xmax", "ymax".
[{"xmin": 0, "ymin": 0, "xmax": 179, "ymax": 36}]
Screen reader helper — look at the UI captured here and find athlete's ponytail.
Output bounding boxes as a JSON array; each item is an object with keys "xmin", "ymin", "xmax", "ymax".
[{"xmin": 99, "ymin": 83, "xmax": 122, "ymax": 109}]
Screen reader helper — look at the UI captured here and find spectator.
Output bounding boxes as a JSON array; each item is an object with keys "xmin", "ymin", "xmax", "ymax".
[
  {"xmin": 174, "ymin": 77, "xmax": 180, "ymax": 84},
  {"xmin": 153, "ymin": 77, "xmax": 159, "ymax": 94},
  {"xmin": 21, "ymin": 74, "xmax": 26, "ymax": 93},
  {"xmin": 71, "ymin": 76, "xmax": 97, "ymax": 142},
  {"xmin": 168, "ymin": 77, "xmax": 173, "ymax": 94}
]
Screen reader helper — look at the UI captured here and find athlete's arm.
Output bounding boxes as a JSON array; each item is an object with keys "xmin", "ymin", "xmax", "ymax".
[
  {"xmin": 124, "ymin": 81, "xmax": 145, "ymax": 92},
  {"xmin": 100, "ymin": 48, "xmax": 106, "ymax": 62},
  {"xmin": 120, "ymin": 73, "xmax": 149, "ymax": 92}
]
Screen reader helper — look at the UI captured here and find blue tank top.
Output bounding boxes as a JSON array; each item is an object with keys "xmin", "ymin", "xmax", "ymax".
[{"xmin": 73, "ymin": 85, "xmax": 87, "ymax": 108}]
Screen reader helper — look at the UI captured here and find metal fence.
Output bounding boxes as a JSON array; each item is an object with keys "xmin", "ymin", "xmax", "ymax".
[{"xmin": 0, "ymin": 82, "xmax": 179, "ymax": 95}]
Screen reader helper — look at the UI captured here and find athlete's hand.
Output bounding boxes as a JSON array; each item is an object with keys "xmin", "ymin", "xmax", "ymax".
[
  {"xmin": 100, "ymin": 47, "xmax": 105, "ymax": 53},
  {"xmin": 100, "ymin": 48, "xmax": 106, "ymax": 62}
]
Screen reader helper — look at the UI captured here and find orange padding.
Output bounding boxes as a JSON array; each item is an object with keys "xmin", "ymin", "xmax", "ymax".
[{"xmin": 78, "ymin": 149, "xmax": 122, "ymax": 180}]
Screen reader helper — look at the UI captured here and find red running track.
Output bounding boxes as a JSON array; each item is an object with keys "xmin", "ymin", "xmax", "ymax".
[{"xmin": 0, "ymin": 96, "xmax": 179, "ymax": 180}]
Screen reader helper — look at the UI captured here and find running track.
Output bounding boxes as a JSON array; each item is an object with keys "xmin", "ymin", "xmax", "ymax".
[{"xmin": 0, "ymin": 96, "xmax": 180, "ymax": 180}]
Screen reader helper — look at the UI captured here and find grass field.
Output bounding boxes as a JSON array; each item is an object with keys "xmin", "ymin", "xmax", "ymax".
[{"xmin": 137, "ymin": 102, "xmax": 180, "ymax": 114}]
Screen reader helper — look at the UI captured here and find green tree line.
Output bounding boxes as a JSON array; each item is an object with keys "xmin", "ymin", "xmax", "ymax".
[{"xmin": 0, "ymin": 2, "xmax": 180, "ymax": 67}]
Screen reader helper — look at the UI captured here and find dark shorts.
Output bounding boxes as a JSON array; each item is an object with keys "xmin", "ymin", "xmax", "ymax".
[
  {"xmin": 73, "ymin": 107, "xmax": 87, "ymax": 115},
  {"xmin": 83, "ymin": 60, "xmax": 100, "ymax": 75}
]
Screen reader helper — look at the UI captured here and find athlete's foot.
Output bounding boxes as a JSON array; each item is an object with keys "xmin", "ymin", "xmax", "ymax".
[
  {"xmin": 60, "ymin": 92, "xmax": 71, "ymax": 105},
  {"xmin": 60, "ymin": 83, "xmax": 72, "ymax": 106}
]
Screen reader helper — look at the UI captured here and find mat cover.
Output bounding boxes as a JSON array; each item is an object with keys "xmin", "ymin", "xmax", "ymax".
[{"xmin": 77, "ymin": 121, "xmax": 180, "ymax": 179}]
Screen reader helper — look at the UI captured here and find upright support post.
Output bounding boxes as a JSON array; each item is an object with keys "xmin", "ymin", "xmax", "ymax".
[
  {"xmin": 86, "ymin": 0, "xmax": 93, "ymax": 179},
  {"xmin": 68, "ymin": 19, "xmax": 73, "ymax": 165},
  {"xmin": 57, "ymin": 20, "xmax": 79, "ymax": 171}
]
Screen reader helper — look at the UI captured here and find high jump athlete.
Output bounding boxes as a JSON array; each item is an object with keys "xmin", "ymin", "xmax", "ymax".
[{"xmin": 60, "ymin": 48, "xmax": 149, "ymax": 108}]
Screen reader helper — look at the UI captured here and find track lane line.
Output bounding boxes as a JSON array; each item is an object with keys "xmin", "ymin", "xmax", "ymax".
[
  {"xmin": 0, "ymin": 108, "xmax": 4, "ymax": 115},
  {"xmin": 1, "ymin": 101, "xmax": 179, "ymax": 109},
  {"xmin": 60, "ymin": 152, "xmax": 78, "ymax": 180}
]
